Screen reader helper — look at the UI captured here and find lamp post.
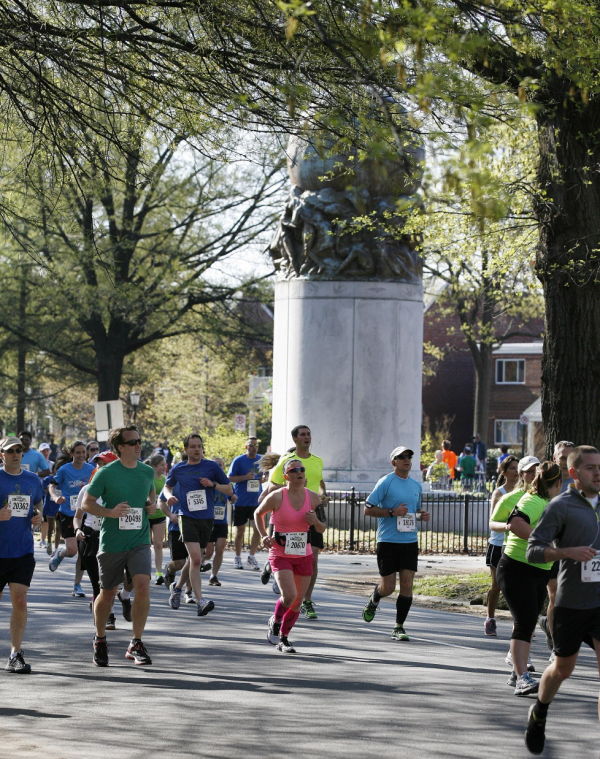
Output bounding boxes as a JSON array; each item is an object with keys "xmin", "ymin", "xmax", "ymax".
[{"xmin": 129, "ymin": 391, "xmax": 141, "ymax": 424}]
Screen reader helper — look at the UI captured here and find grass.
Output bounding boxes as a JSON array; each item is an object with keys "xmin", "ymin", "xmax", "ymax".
[{"xmin": 413, "ymin": 571, "xmax": 509, "ymax": 609}]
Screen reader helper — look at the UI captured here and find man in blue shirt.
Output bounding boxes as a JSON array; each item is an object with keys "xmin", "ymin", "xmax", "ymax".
[
  {"xmin": 362, "ymin": 445, "xmax": 430, "ymax": 641},
  {"xmin": 19, "ymin": 431, "xmax": 50, "ymax": 477},
  {"xmin": 163, "ymin": 434, "xmax": 232, "ymax": 615},
  {"xmin": 228, "ymin": 437, "xmax": 262, "ymax": 570},
  {"xmin": 0, "ymin": 437, "xmax": 43, "ymax": 673}
]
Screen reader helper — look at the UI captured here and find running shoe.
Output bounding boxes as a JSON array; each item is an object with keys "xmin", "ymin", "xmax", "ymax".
[
  {"xmin": 39, "ymin": 540, "xmax": 47, "ymax": 550},
  {"xmin": 5, "ymin": 650, "xmax": 31, "ymax": 674},
  {"xmin": 154, "ymin": 573, "xmax": 164, "ymax": 585},
  {"xmin": 48, "ymin": 550, "xmax": 64, "ymax": 572},
  {"xmin": 200, "ymin": 561, "xmax": 212, "ymax": 573},
  {"xmin": 117, "ymin": 591, "xmax": 132, "ymax": 622},
  {"xmin": 538, "ymin": 615, "xmax": 554, "ymax": 651},
  {"xmin": 208, "ymin": 576, "xmax": 221, "ymax": 586},
  {"xmin": 391, "ymin": 625, "xmax": 410, "ymax": 641},
  {"xmin": 105, "ymin": 613, "xmax": 116, "ymax": 630},
  {"xmin": 233, "ymin": 555, "xmax": 243, "ymax": 570},
  {"xmin": 272, "ymin": 577, "xmax": 280, "ymax": 595},
  {"xmin": 246, "ymin": 555, "xmax": 260, "ymax": 571},
  {"xmin": 125, "ymin": 639, "xmax": 152, "ymax": 665},
  {"xmin": 46, "ymin": 543, "xmax": 53, "ymax": 556},
  {"xmin": 185, "ymin": 591, "xmax": 195, "ymax": 604},
  {"xmin": 163, "ymin": 567, "xmax": 175, "ymax": 587},
  {"xmin": 260, "ymin": 561, "xmax": 272, "ymax": 585},
  {"xmin": 484, "ymin": 617, "xmax": 497, "ymax": 637},
  {"xmin": 197, "ymin": 599, "xmax": 215, "ymax": 616},
  {"xmin": 507, "ymin": 671, "xmax": 517, "ymax": 687},
  {"xmin": 505, "ymin": 650, "xmax": 535, "ymax": 672},
  {"xmin": 525, "ymin": 703, "xmax": 546, "ymax": 754},
  {"xmin": 301, "ymin": 600, "xmax": 318, "ymax": 620},
  {"xmin": 514, "ymin": 672, "xmax": 539, "ymax": 697},
  {"xmin": 93, "ymin": 636, "xmax": 109, "ymax": 667},
  {"xmin": 267, "ymin": 615, "xmax": 281, "ymax": 645},
  {"xmin": 362, "ymin": 596, "xmax": 379, "ymax": 623},
  {"xmin": 168, "ymin": 583, "xmax": 182, "ymax": 610},
  {"xmin": 72, "ymin": 583, "xmax": 86, "ymax": 598},
  {"xmin": 277, "ymin": 636, "xmax": 296, "ymax": 654}
]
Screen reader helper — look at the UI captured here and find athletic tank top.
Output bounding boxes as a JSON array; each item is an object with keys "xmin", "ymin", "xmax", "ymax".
[{"xmin": 270, "ymin": 488, "xmax": 313, "ymax": 557}]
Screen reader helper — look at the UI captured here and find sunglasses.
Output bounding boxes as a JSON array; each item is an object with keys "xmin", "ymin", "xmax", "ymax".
[
  {"xmin": 121, "ymin": 438, "xmax": 142, "ymax": 447},
  {"xmin": 286, "ymin": 466, "xmax": 306, "ymax": 474},
  {"xmin": 395, "ymin": 453, "xmax": 413, "ymax": 460},
  {"xmin": 3, "ymin": 447, "xmax": 23, "ymax": 454},
  {"xmin": 88, "ymin": 447, "xmax": 99, "ymax": 452}
]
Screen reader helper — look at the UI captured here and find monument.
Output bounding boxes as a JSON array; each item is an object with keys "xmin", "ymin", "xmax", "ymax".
[{"xmin": 269, "ymin": 113, "xmax": 425, "ymax": 488}]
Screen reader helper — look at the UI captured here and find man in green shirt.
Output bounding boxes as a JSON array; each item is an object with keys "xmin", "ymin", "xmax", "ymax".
[{"xmin": 84, "ymin": 425, "xmax": 155, "ymax": 667}]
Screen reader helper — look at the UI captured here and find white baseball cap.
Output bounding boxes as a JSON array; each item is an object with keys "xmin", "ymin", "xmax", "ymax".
[{"xmin": 518, "ymin": 455, "xmax": 540, "ymax": 472}]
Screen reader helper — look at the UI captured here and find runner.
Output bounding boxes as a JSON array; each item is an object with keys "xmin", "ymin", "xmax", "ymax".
[
  {"xmin": 0, "ymin": 437, "xmax": 44, "ymax": 673},
  {"xmin": 496, "ymin": 461, "xmax": 562, "ymax": 696},
  {"xmin": 41, "ymin": 459, "xmax": 64, "ymax": 556},
  {"xmin": 144, "ymin": 454, "xmax": 168, "ymax": 585},
  {"xmin": 19, "ymin": 431, "xmax": 51, "ymax": 477},
  {"xmin": 228, "ymin": 437, "xmax": 262, "ymax": 570},
  {"xmin": 48, "ymin": 441, "xmax": 95, "ymax": 599},
  {"xmin": 204, "ymin": 458, "xmax": 231, "ymax": 587},
  {"xmin": 362, "ymin": 445, "xmax": 430, "ymax": 641},
  {"xmin": 484, "ymin": 455, "xmax": 519, "ymax": 637},
  {"xmin": 254, "ymin": 458, "xmax": 325, "ymax": 653},
  {"xmin": 163, "ymin": 434, "xmax": 232, "ymax": 616},
  {"xmin": 524, "ymin": 445, "xmax": 600, "ymax": 754},
  {"xmin": 83, "ymin": 425, "xmax": 156, "ymax": 667}
]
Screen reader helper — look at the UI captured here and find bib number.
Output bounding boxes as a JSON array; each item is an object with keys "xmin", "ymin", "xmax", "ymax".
[
  {"xmin": 397, "ymin": 513, "xmax": 416, "ymax": 532},
  {"xmin": 8, "ymin": 494, "xmax": 30, "ymax": 518},
  {"xmin": 186, "ymin": 490, "xmax": 207, "ymax": 512},
  {"xmin": 69, "ymin": 494, "xmax": 79, "ymax": 510},
  {"xmin": 119, "ymin": 508, "xmax": 143, "ymax": 531},
  {"xmin": 85, "ymin": 514, "xmax": 101, "ymax": 531},
  {"xmin": 247, "ymin": 479, "xmax": 259, "ymax": 492},
  {"xmin": 214, "ymin": 504, "xmax": 226, "ymax": 520},
  {"xmin": 581, "ymin": 553, "xmax": 600, "ymax": 583},
  {"xmin": 284, "ymin": 531, "xmax": 308, "ymax": 556}
]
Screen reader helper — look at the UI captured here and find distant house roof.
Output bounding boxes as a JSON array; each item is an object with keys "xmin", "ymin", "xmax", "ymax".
[
  {"xmin": 522, "ymin": 396, "xmax": 542, "ymax": 422},
  {"xmin": 493, "ymin": 342, "xmax": 543, "ymax": 356}
]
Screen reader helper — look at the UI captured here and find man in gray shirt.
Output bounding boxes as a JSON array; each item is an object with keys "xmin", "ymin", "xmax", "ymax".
[{"xmin": 524, "ymin": 445, "xmax": 600, "ymax": 754}]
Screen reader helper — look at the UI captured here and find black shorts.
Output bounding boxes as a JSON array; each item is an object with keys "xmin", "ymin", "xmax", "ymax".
[
  {"xmin": 149, "ymin": 516, "xmax": 166, "ymax": 527},
  {"xmin": 376, "ymin": 542, "xmax": 419, "ymax": 576},
  {"xmin": 486, "ymin": 543, "xmax": 503, "ymax": 568},
  {"xmin": 0, "ymin": 554, "xmax": 35, "ymax": 590},
  {"xmin": 553, "ymin": 606, "xmax": 600, "ymax": 658},
  {"xmin": 169, "ymin": 531, "xmax": 188, "ymax": 562},
  {"xmin": 308, "ymin": 525, "xmax": 324, "ymax": 549},
  {"xmin": 57, "ymin": 512, "xmax": 76, "ymax": 539},
  {"xmin": 179, "ymin": 515, "xmax": 213, "ymax": 548},
  {"xmin": 233, "ymin": 505, "xmax": 257, "ymax": 527},
  {"xmin": 209, "ymin": 523, "xmax": 228, "ymax": 542}
]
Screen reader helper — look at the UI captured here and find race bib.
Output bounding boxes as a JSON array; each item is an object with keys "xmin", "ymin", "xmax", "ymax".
[
  {"xmin": 85, "ymin": 514, "xmax": 101, "ymax": 531},
  {"xmin": 119, "ymin": 508, "xmax": 143, "ymax": 531},
  {"xmin": 581, "ymin": 552, "xmax": 600, "ymax": 582},
  {"xmin": 214, "ymin": 504, "xmax": 226, "ymax": 520},
  {"xmin": 8, "ymin": 494, "xmax": 30, "ymax": 518},
  {"xmin": 284, "ymin": 531, "xmax": 308, "ymax": 556},
  {"xmin": 69, "ymin": 494, "xmax": 79, "ymax": 510},
  {"xmin": 397, "ymin": 513, "xmax": 416, "ymax": 532},
  {"xmin": 247, "ymin": 479, "xmax": 260, "ymax": 492},
  {"xmin": 186, "ymin": 489, "xmax": 207, "ymax": 511}
]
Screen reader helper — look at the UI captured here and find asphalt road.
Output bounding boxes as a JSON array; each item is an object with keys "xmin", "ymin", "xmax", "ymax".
[{"xmin": 1, "ymin": 549, "xmax": 598, "ymax": 759}]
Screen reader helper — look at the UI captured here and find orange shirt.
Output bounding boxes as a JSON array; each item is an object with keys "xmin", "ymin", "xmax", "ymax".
[{"xmin": 442, "ymin": 450, "xmax": 458, "ymax": 479}]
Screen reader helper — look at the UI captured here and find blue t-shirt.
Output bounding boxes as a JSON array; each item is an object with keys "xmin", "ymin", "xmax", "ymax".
[
  {"xmin": 0, "ymin": 469, "xmax": 44, "ymax": 558},
  {"xmin": 366, "ymin": 472, "xmax": 422, "ymax": 544},
  {"xmin": 22, "ymin": 449, "xmax": 49, "ymax": 474},
  {"xmin": 160, "ymin": 484, "xmax": 182, "ymax": 533},
  {"xmin": 228, "ymin": 454, "xmax": 262, "ymax": 506},
  {"xmin": 166, "ymin": 459, "xmax": 229, "ymax": 520},
  {"xmin": 212, "ymin": 490, "xmax": 229, "ymax": 525},
  {"xmin": 54, "ymin": 461, "xmax": 95, "ymax": 516},
  {"xmin": 42, "ymin": 474, "xmax": 60, "ymax": 517}
]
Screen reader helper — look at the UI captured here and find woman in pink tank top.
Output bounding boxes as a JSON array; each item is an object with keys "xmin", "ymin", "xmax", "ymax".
[{"xmin": 254, "ymin": 458, "xmax": 325, "ymax": 653}]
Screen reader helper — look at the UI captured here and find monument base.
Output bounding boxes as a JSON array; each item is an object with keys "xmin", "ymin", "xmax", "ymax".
[{"xmin": 271, "ymin": 279, "xmax": 424, "ymax": 490}]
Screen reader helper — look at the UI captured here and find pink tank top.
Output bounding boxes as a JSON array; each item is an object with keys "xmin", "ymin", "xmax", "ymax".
[{"xmin": 270, "ymin": 488, "xmax": 313, "ymax": 557}]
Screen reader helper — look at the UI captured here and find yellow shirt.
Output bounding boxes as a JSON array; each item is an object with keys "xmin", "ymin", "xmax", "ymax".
[{"xmin": 269, "ymin": 452, "xmax": 324, "ymax": 493}]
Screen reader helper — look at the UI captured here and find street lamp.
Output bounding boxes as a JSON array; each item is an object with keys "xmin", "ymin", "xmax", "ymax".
[{"xmin": 129, "ymin": 391, "xmax": 141, "ymax": 423}]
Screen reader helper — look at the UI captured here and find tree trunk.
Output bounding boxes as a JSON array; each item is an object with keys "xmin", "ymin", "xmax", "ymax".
[
  {"xmin": 535, "ymin": 95, "xmax": 600, "ymax": 453},
  {"xmin": 472, "ymin": 343, "xmax": 493, "ymax": 445},
  {"xmin": 95, "ymin": 348, "xmax": 125, "ymax": 402}
]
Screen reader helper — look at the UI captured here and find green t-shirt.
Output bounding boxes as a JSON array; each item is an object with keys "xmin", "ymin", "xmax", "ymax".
[
  {"xmin": 490, "ymin": 489, "xmax": 525, "ymax": 545},
  {"xmin": 87, "ymin": 459, "xmax": 155, "ymax": 553},
  {"xmin": 504, "ymin": 492, "xmax": 553, "ymax": 570},
  {"xmin": 269, "ymin": 452, "xmax": 324, "ymax": 493},
  {"xmin": 148, "ymin": 474, "xmax": 166, "ymax": 520}
]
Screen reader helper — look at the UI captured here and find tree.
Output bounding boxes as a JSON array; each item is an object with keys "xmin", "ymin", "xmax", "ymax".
[{"xmin": 0, "ymin": 113, "xmax": 283, "ymax": 400}]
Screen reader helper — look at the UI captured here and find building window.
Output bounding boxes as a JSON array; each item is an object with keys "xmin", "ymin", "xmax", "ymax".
[
  {"xmin": 495, "ymin": 420, "xmax": 521, "ymax": 445},
  {"xmin": 496, "ymin": 358, "xmax": 525, "ymax": 384}
]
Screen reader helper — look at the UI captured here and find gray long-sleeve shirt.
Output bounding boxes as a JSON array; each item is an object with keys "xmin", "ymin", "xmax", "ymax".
[{"xmin": 527, "ymin": 487, "xmax": 600, "ymax": 609}]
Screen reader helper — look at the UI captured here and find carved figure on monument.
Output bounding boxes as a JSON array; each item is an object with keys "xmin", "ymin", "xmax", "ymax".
[{"xmin": 269, "ymin": 124, "xmax": 424, "ymax": 282}]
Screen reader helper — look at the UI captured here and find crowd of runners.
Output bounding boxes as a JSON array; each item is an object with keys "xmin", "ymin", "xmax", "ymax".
[{"xmin": 1, "ymin": 426, "xmax": 599, "ymax": 755}]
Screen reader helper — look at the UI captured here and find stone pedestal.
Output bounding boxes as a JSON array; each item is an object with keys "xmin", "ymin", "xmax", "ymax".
[{"xmin": 271, "ymin": 279, "xmax": 423, "ymax": 489}]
